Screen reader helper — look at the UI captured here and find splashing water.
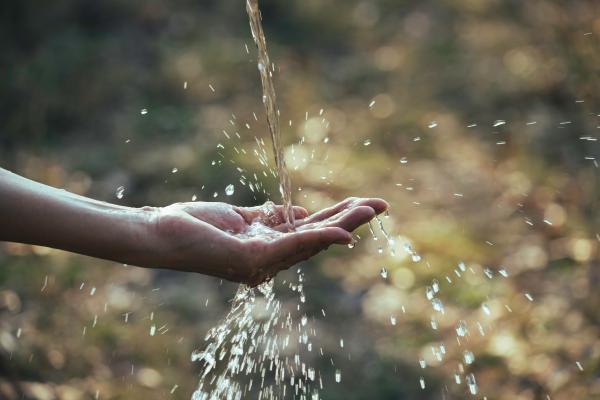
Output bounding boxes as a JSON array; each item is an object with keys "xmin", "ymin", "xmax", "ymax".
[
  {"xmin": 466, "ymin": 373, "xmax": 478, "ymax": 395},
  {"xmin": 192, "ymin": 271, "xmax": 323, "ymax": 400},
  {"xmin": 380, "ymin": 267, "xmax": 388, "ymax": 279},
  {"xmin": 190, "ymin": 1, "xmax": 501, "ymax": 397},
  {"xmin": 192, "ymin": 281, "xmax": 273, "ymax": 399}
]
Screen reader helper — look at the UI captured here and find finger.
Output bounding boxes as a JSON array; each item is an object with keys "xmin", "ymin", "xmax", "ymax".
[
  {"xmin": 300, "ymin": 197, "xmax": 389, "ymax": 226},
  {"xmin": 301, "ymin": 197, "xmax": 356, "ymax": 223},
  {"xmin": 364, "ymin": 198, "xmax": 389, "ymax": 214},
  {"xmin": 263, "ymin": 227, "xmax": 352, "ymax": 268},
  {"xmin": 270, "ymin": 205, "xmax": 309, "ymax": 231},
  {"xmin": 292, "ymin": 206, "xmax": 309, "ymax": 219},
  {"xmin": 299, "ymin": 205, "xmax": 376, "ymax": 232}
]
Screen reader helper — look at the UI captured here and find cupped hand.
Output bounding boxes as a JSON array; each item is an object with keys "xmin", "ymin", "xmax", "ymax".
[{"xmin": 145, "ymin": 197, "xmax": 388, "ymax": 285}]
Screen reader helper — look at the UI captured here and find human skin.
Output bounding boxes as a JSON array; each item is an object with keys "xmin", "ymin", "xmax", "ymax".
[{"xmin": 0, "ymin": 168, "xmax": 388, "ymax": 285}]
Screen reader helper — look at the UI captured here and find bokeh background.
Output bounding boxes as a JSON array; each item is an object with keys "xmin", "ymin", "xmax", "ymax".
[{"xmin": 2, "ymin": 0, "xmax": 600, "ymax": 399}]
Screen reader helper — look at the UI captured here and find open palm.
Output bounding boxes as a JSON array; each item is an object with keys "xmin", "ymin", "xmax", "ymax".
[{"xmin": 150, "ymin": 197, "xmax": 388, "ymax": 285}]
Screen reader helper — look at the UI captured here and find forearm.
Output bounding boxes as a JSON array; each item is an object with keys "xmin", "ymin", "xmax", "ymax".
[{"xmin": 0, "ymin": 168, "xmax": 157, "ymax": 265}]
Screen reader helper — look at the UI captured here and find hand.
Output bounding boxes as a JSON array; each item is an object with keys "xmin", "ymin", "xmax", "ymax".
[{"xmin": 144, "ymin": 197, "xmax": 388, "ymax": 285}]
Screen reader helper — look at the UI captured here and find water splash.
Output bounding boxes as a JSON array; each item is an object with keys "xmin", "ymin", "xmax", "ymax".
[
  {"xmin": 380, "ymin": 267, "xmax": 388, "ymax": 280},
  {"xmin": 466, "ymin": 373, "xmax": 477, "ymax": 395},
  {"xmin": 192, "ymin": 276, "xmax": 322, "ymax": 399},
  {"xmin": 456, "ymin": 320, "xmax": 468, "ymax": 337}
]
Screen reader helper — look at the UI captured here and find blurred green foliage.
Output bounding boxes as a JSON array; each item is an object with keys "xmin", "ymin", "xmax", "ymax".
[{"xmin": 2, "ymin": 0, "xmax": 600, "ymax": 399}]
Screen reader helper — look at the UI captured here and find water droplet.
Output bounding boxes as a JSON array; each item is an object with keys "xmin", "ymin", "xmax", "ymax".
[
  {"xmin": 115, "ymin": 186, "xmax": 125, "ymax": 199},
  {"xmin": 225, "ymin": 184, "xmax": 235, "ymax": 196},
  {"xmin": 419, "ymin": 359, "xmax": 426, "ymax": 369},
  {"xmin": 477, "ymin": 321, "xmax": 485, "ymax": 336},
  {"xmin": 454, "ymin": 373, "xmax": 461, "ymax": 384},
  {"xmin": 525, "ymin": 292, "xmax": 534, "ymax": 302},
  {"xmin": 493, "ymin": 119, "xmax": 506, "ymax": 127},
  {"xmin": 576, "ymin": 361, "xmax": 584, "ymax": 371},
  {"xmin": 419, "ymin": 377, "xmax": 426, "ymax": 389},
  {"xmin": 390, "ymin": 316, "xmax": 397, "ymax": 325},
  {"xmin": 380, "ymin": 267, "xmax": 388, "ymax": 279},
  {"xmin": 363, "ymin": 138, "xmax": 372, "ymax": 146},
  {"xmin": 428, "ymin": 121, "xmax": 438, "ymax": 128},
  {"xmin": 335, "ymin": 369, "xmax": 342, "ymax": 383},
  {"xmin": 172, "ymin": 168, "xmax": 178, "ymax": 173},
  {"xmin": 466, "ymin": 373, "xmax": 477, "ymax": 394},
  {"xmin": 463, "ymin": 350, "xmax": 475, "ymax": 364},
  {"xmin": 432, "ymin": 298, "xmax": 444, "ymax": 314},
  {"xmin": 456, "ymin": 320, "xmax": 468, "ymax": 337},
  {"xmin": 432, "ymin": 279, "xmax": 440, "ymax": 293},
  {"xmin": 301, "ymin": 315, "xmax": 308, "ymax": 326},
  {"xmin": 481, "ymin": 303, "xmax": 491, "ymax": 316},
  {"xmin": 149, "ymin": 325, "xmax": 156, "ymax": 336},
  {"xmin": 499, "ymin": 267, "xmax": 509, "ymax": 277},
  {"xmin": 426, "ymin": 286, "xmax": 435, "ymax": 300},
  {"xmin": 484, "ymin": 267, "xmax": 494, "ymax": 279},
  {"xmin": 140, "ymin": 108, "xmax": 148, "ymax": 115}
]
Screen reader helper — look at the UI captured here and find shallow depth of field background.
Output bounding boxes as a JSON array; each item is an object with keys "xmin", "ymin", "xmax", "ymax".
[{"xmin": 1, "ymin": 0, "xmax": 600, "ymax": 399}]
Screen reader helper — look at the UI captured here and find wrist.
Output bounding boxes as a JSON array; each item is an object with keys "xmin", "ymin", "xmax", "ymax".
[{"xmin": 123, "ymin": 206, "xmax": 165, "ymax": 268}]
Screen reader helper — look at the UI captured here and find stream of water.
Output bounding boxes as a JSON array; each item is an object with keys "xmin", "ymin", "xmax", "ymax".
[{"xmin": 246, "ymin": 0, "xmax": 295, "ymax": 231}]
